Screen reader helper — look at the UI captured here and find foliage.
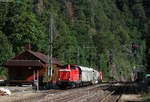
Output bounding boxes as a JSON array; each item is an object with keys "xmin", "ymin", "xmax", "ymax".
[
  {"xmin": 0, "ymin": 31, "xmax": 13, "ymax": 78},
  {"xmin": 2, "ymin": 0, "xmax": 47, "ymax": 54},
  {"xmin": 0, "ymin": 0, "xmax": 149, "ymax": 80}
]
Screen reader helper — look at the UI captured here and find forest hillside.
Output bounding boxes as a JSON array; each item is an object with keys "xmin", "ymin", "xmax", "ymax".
[{"xmin": 0, "ymin": 0, "xmax": 150, "ymax": 81}]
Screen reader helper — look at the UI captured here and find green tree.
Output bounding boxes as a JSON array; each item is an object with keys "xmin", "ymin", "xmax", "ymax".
[
  {"xmin": 0, "ymin": 31, "xmax": 14, "ymax": 78},
  {"xmin": 3, "ymin": 0, "xmax": 47, "ymax": 54}
]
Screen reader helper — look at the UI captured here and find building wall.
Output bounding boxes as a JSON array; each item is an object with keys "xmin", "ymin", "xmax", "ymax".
[
  {"xmin": 51, "ymin": 64, "xmax": 61, "ymax": 83},
  {"xmin": 8, "ymin": 67, "xmax": 33, "ymax": 80},
  {"xmin": 7, "ymin": 67, "xmax": 46, "ymax": 82},
  {"xmin": 7, "ymin": 64, "xmax": 61, "ymax": 83}
]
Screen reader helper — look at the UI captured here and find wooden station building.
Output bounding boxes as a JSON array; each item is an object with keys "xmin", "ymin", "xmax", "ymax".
[{"xmin": 3, "ymin": 46, "xmax": 62, "ymax": 88}]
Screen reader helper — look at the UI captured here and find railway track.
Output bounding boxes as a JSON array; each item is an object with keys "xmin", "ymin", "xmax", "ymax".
[
  {"xmin": 39, "ymin": 83, "xmax": 114, "ymax": 102},
  {"xmin": 40, "ymin": 84, "xmax": 105, "ymax": 102},
  {"xmin": 99, "ymin": 83, "xmax": 143, "ymax": 102},
  {"xmin": 1, "ymin": 82, "xmax": 140, "ymax": 102},
  {"xmin": 99, "ymin": 85, "xmax": 123, "ymax": 102},
  {"xmin": 4, "ymin": 83, "xmax": 109, "ymax": 102}
]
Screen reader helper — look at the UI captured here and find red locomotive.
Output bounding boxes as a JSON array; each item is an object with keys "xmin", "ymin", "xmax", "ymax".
[{"xmin": 57, "ymin": 64, "xmax": 102, "ymax": 88}]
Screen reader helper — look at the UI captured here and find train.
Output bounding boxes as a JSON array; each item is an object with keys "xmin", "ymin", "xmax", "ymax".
[{"xmin": 57, "ymin": 64, "xmax": 102, "ymax": 88}]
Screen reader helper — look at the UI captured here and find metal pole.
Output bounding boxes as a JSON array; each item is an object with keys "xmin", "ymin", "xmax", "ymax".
[
  {"xmin": 77, "ymin": 47, "xmax": 80, "ymax": 65},
  {"xmin": 50, "ymin": 14, "xmax": 53, "ymax": 77},
  {"xmin": 48, "ymin": 17, "xmax": 50, "ymax": 77},
  {"xmin": 48, "ymin": 14, "xmax": 53, "ymax": 77}
]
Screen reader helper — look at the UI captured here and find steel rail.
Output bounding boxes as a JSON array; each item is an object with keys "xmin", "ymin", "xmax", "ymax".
[{"xmin": 99, "ymin": 91, "xmax": 116, "ymax": 102}]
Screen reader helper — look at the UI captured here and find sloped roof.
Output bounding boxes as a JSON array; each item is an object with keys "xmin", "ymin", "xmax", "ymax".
[
  {"xmin": 27, "ymin": 50, "xmax": 61, "ymax": 65},
  {"xmin": 4, "ymin": 50, "xmax": 62, "ymax": 66},
  {"xmin": 5, "ymin": 60, "xmax": 44, "ymax": 68},
  {"xmin": 27, "ymin": 50, "xmax": 48, "ymax": 63}
]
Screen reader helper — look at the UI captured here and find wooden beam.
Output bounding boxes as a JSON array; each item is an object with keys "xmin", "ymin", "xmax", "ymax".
[{"xmin": 37, "ymin": 70, "xmax": 39, "ymax": 91}]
